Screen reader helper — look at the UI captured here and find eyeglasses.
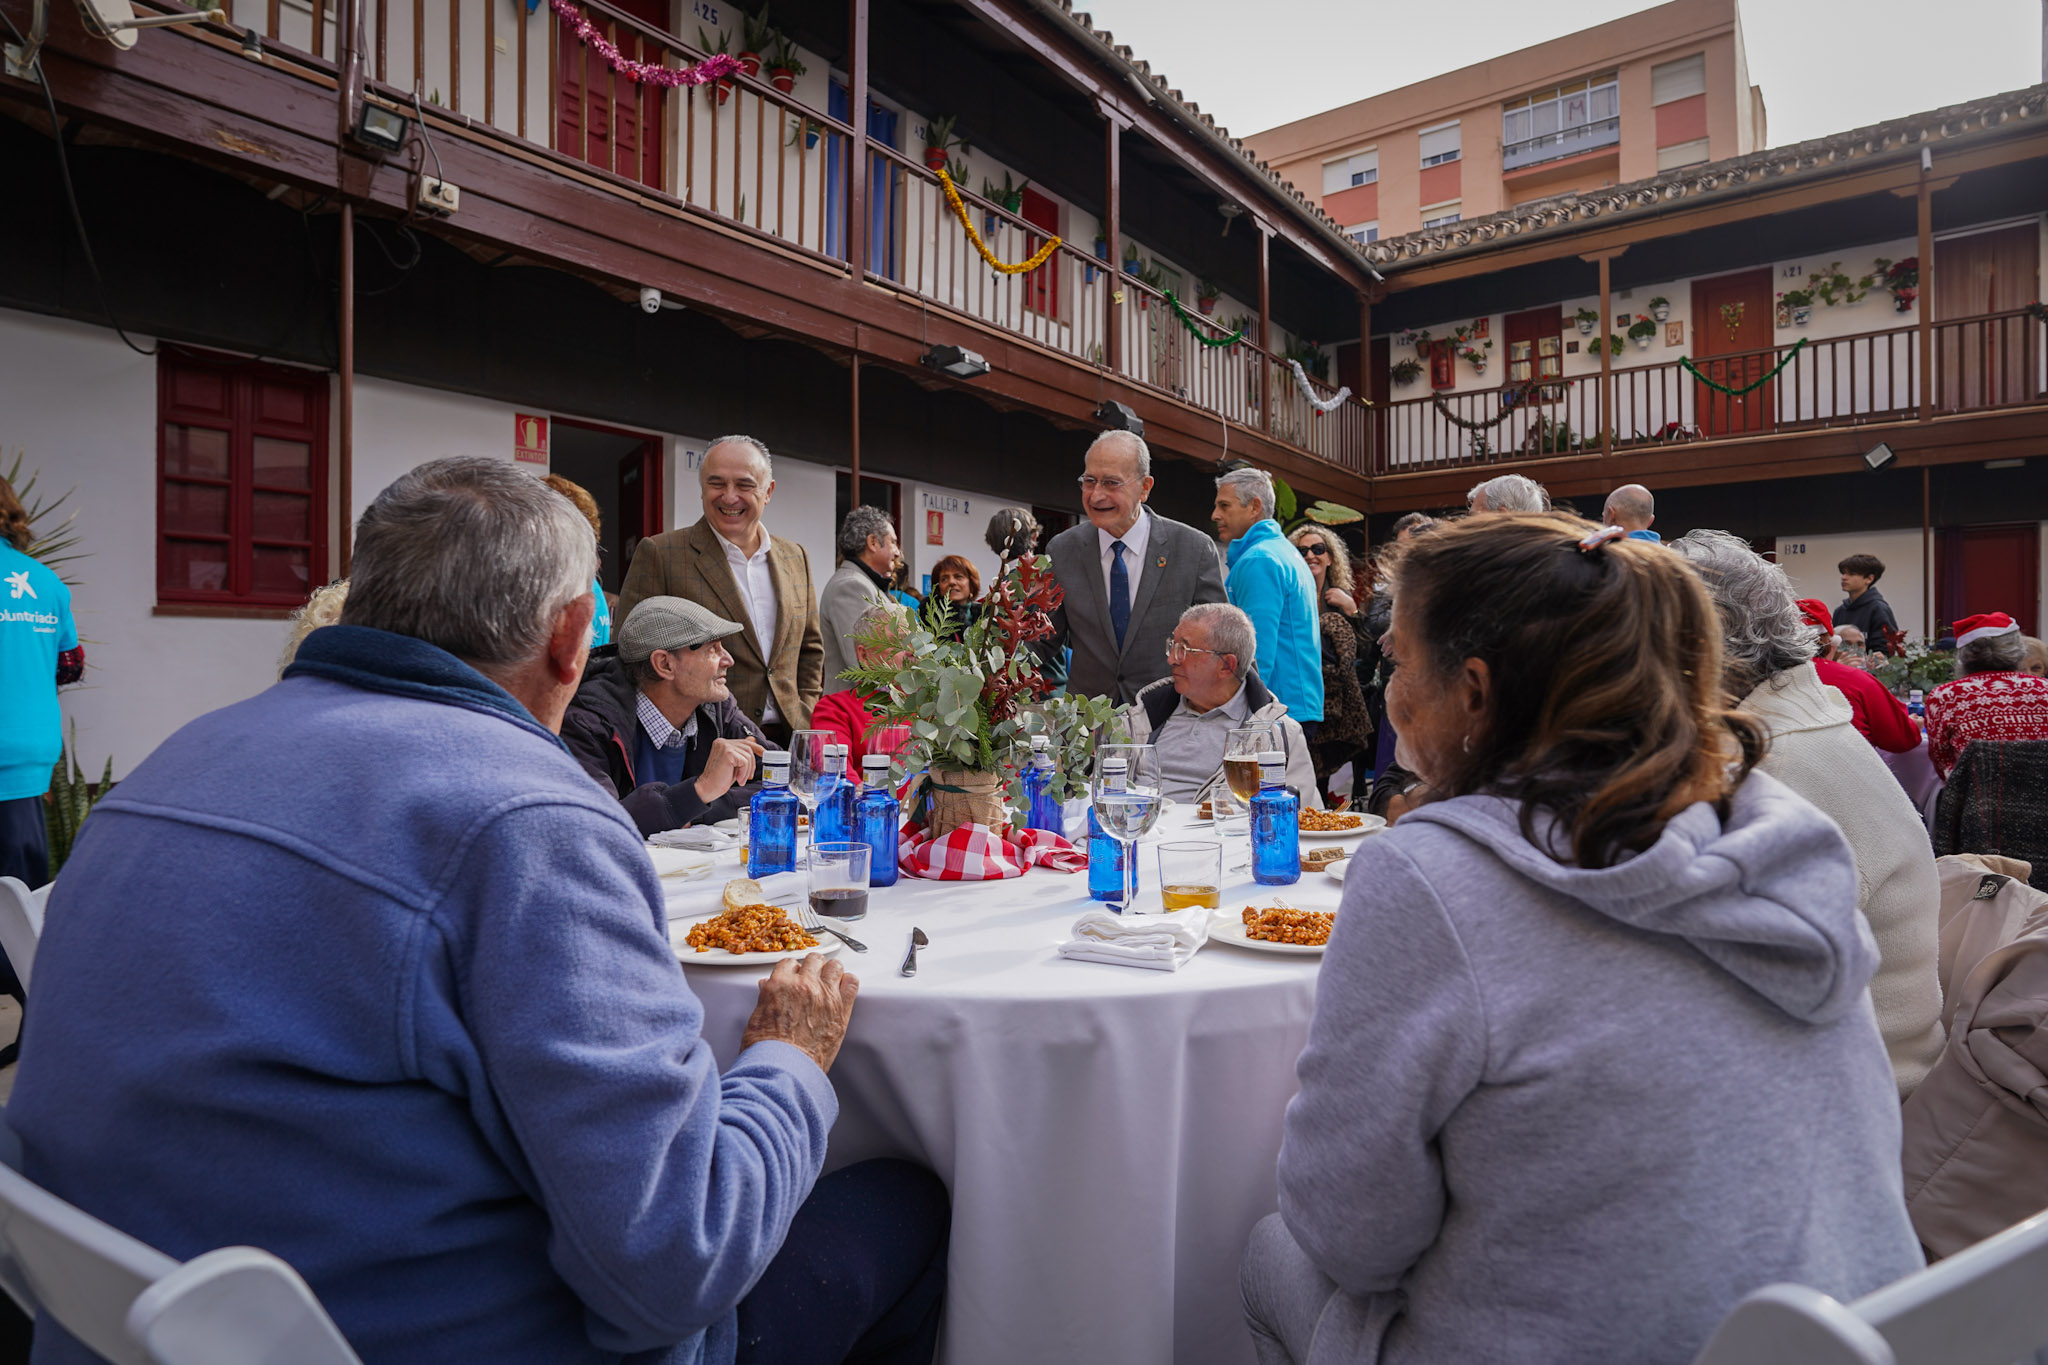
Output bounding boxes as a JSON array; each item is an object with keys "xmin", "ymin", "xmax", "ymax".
[
  {"xmin": 1077, "ymin": 475, "xmax": 1133, "ymax": 493},
  {"xmin": 1298, "ymin": 542, "xmax": 1329, "ymax": 558},
  {"xmin": 1165, "ymin": 639, "xmax": 1224, "ymax": 663}
]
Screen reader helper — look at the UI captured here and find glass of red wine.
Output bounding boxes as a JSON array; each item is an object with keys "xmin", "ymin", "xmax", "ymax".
[{"xmin": 808, "ymin": 842, "xmax": 872, "ymax": 922}]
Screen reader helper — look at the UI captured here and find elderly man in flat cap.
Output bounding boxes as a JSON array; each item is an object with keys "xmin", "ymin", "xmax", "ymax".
[{"xmin": 563, "ymin": 595, "xmax": 772, "ymax": 835}]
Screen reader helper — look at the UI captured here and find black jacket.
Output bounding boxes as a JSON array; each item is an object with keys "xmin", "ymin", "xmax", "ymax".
[{"xmin": 561, "ymin": 654, "xmax": 771, "ymax": 837}]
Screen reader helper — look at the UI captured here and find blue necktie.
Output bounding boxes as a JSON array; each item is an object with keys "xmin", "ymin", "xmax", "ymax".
[{"xmin": 1109, "ymin": 541, "xmax": 1131, "ymax": 648}]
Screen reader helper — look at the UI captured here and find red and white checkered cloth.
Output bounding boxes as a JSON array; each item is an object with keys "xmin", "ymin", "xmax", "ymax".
[{"xmin": 895, "ymin": 821, "xmax": 1088, "ymax": 881}]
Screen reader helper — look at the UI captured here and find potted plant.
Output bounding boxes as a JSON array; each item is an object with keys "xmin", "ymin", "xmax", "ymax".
[
  {"xmin": 1574, "ymin": 306, "xmax": 1599, "ymax": 336},
  {"xmin": 736, "ymin": 5, "xmax": 773, "ymax": 77},
  {"xmin": 1136, "ymin": 260, "xmax": 1167, "ymax": 311},
  {"xmin": 696, "ymin": 26, "xmax": 736, "ymax": 103},
  {"xmin": 922, "ymin": 114, "xmax": 965, "ymax": 172},
  {"xmin": 1604, "ymin": 333, "xmax": 1626, "ymax": 356},
  {"xmin": 845, "ymin": 557, "xmax": 1117, "ymax": 842},
  {"xmin": 785, "ymin": 113, "xmax": 821, "ymax": 149},
  {"xmin": 1390, "ymin": 356, "xmax": 1424, "ymax": 386},
  {"xmin": 1808, "ymin": 261, "xmax": 1876, "ymax": 308},
  {"xmin": 1648, "ymin": 296, "xmax": 1671, "ymax": 323},
  {"xmin": 1874, "ymin": 256, "xmax": 1919, "ymax": 312},
  {"xmin": 1778, "ymin": 286, "xmax": 1815, "ymax": 327},
  {"xmin": 1456, "ymin": 337, "xmax": 1492, "ymax": 373},
  {"xmin": 979, "ymin": 172, "xmax": 1027, "ymax": 235},
  {"xmin": 1411, "ymin": 327, "xmax": 1432, "ymax": 358},
  {"xmin": 1195, "ymin": 279, "xmax": 1221, "ymax": 316},
  {"xmin": 1628, "ymin": 317, "xmax": 1657, "ymax": 350},
  {"xmin": 763, "ymin": 33, "xmax": 804, "ymax": 94},
  {"xmin": 1121, "ymin": 242, "xmax": 1141, "ymax": 277}
]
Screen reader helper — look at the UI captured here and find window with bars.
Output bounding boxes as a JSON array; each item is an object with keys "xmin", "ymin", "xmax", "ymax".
[
  {"xmin": 1502, "ymin": 73, "xmax": 1620, "ymax": 170},
  {"xmin": 157, "ymin": 348, "xmax": 328, "ymax": 610},
  {"xmin": 1418, "ymin": 123, "xmax": 1461, "ymax": 168}
]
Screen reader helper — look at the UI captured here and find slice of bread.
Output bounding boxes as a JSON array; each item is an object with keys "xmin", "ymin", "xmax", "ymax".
[{"xmin": 723, "ymin": 878, "xmax": 764, "ymax": 913}]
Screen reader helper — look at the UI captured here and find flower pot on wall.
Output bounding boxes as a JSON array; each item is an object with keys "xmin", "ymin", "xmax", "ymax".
[
  {"xmin": 1197, "ymin": 296, "xmax": 1217, "ymax": 316},
  {"xmin": 1650, "ymin": 303, "xmax": 1671, "ymax": 322},
  {"xmin": 769, "ymin": 68, "xmax": 795, "ymax": 93},
  {"xmin": 1634, "ymin": 335, "xmax": 1651, "ymax": 351},
  {"xmin": 737, "ymin": 51, "xmax": 761, "ymax": 77},
  {"xmin": 1791, "ymin": 305, "xmax": 1813, "ymax": 327},
  {"xmin": 1576, "ymin": 317, "xmax": 1597, "ymax": 336},
  {"xmin": 714, "ymin": 80, "xmax": 733, "ymax": 105},
  {"xmin": 924, "ymin": 146, "xmax": 949, "ymax": 171}
]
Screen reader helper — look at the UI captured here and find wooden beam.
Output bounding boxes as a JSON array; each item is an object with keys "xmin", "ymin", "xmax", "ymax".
[
  {"xmin": 847, "ymin": 0, "xmax": 868, "ymax": 276},
  {"xmin": 1597, "ymin": 253, "xmax": 1612, "ymax": 457},
  {"xmin": 1916, "ymin": 170, "xmax": 1934, "ymax": 421},
  {"xmin": 1357, "ymin": 292, "xmax": 1372, "ymax": 474},
  {"xmin": 1257, "ymin": 221, "xmax": 1271, "ymax": 433},
  {"xmin": 1103, "ymin": 108, "xmax": 1122, "ymax": 375},
  {"xmin": 338, "ymin": 200, "xmax": 355, "ymax": 575},
  {"xmin": 1922, "ymin": 464, "xmax": 1932, "ymax": 640},
  {"xmin": 849, "ymin": 352, "xmax": 861, "ymax": 508}
]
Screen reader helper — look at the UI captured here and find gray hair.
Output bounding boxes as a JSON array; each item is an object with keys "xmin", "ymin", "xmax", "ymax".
[
  {"xmin": 1958, "ymin": 631, "xmax": 2028, "ymax": 676},
  {"xmin": 1181, "ymin": 602, "xmax": 1256, "ymax": 678},
  {"xmin": 703, "ymin": 434, "xmax": 773, "ymax": 482},
  {"xmin": 837, "ymin": 504, "xmax": 895, "ymax": 561},
  {"xmin": 1216, "ymin": 467, "xmax": 1275, "ymax": 520},
  {"xmin": 986, "ymin": 506, "xmax": 1042, "ymax": 561},
  {"xmin": 1087, "ymin": 429, "xmax": 1152, "ymax": 480},
  {"xmin": 343, "ymin": 457, "xmax": 597, "ymax": 671},
  {"xmin": 1668, "ymin": 529, "xmax": 1816, "ymax": 696},
  {"xmin": 1467, "ymin": 473, "xmax": 1550, "ymax": 514}
]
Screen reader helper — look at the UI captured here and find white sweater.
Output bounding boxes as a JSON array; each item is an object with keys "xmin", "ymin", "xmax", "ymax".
[{"xmin": 1742, "ymin": 663, "xmax": 1945, "ymax": 1097}]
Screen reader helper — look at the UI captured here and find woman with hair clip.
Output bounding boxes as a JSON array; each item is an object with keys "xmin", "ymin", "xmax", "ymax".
[{"xmin": 1241, "ymin": 514, "xmax": 1921, "ymax": 1365}]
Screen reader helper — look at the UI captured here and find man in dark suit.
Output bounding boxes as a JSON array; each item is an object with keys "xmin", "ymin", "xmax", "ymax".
[
  {"xmin": 619, "ymin": 436, "xmax": 824, "ymax": 741},
  {"xmin": 1042, "ymin": 431, "xmax": 1227, "ymax": 704}
]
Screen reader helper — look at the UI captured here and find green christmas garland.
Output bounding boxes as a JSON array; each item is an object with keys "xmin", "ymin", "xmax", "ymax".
[
  {"xmin": 1679, "ymin": 337, "xmax": 1807, "ymax": 396},
  {"xmin": 1163, "ymin": 290, "xmax": 1244, "ymax": 349}
]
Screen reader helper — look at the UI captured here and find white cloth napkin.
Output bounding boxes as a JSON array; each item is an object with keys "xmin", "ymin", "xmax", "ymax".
[
  {"xmin": 649, "ymin": 826, "xmax": 736, "ymax": 853},
  {"xmin": 1058, "ymin": 910, "xmax": 1209, "ymax": 972},
  {"xmin": 646, "ymin": 846, "xmax": 717, "ymax": 881}
]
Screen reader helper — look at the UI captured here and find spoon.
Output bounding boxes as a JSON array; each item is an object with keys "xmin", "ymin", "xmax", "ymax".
[{"xmin": 900, "ymin": 927, "xmax": 928, "ymax": 977}]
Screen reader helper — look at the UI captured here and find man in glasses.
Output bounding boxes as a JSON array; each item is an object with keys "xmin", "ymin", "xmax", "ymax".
[{"xmin": 1040, "ymin": 430, "xmax": 1226, "ymax": 703}]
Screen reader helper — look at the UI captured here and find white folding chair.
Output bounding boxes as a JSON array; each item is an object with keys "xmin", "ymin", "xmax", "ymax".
[
  {"xmin": 0, "ymin": 877, "xmax": 46, "ymax": 997},
  {"xmin": 0, "ymin": 1160, "xmax": 360, "ymax": 1365},
  {"xmin": 1691, "ymin": 1209, "xmax": 2048, "ymax": 1365}
]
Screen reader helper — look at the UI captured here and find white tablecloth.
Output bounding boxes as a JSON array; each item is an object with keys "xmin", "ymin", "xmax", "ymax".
[{"xmin": 665, "ymin": 811, "xmax": 1361, "ymax": 1365}]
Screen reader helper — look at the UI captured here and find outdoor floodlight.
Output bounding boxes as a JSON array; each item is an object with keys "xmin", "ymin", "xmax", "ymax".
[
  {"xmin": 1093, "ymin": 400, "xmax": 1144, "ymax": 438},
  {"xmin": 922, "ymin": 345, "xmax": 990, "ymax": 380},
  {"xmin": 1863, "ymin": 441, "xmax": 1896, "ymax": 471},
  {"xmin": 355, "ymin": 102, "xmax": 410, "ymax": 154}
]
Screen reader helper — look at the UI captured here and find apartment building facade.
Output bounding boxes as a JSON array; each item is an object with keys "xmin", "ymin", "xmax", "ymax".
[{"xmin": 1245, "ymin": 0, "xmax": 1766, "ymax": 246}]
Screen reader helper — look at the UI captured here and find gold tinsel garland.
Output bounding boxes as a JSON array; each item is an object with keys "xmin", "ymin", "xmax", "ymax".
[{"xmin": 937, "ymin": 170, "xmax": 1061, "ymax": 276}]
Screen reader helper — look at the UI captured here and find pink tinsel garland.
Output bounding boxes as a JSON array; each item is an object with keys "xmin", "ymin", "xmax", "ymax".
[{"xmin": 549, "ymin": 0, "xmax": 742, "ymax": 89}]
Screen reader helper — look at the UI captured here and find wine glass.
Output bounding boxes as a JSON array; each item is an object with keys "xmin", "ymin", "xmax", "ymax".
[
  {"xmin": 1220, "ymin": 724, "xmax": 1282, "ymax": 819},
  {"xmin": 787, "ymin": 730, "xmax": 831, "ymax": 837},
  {"xmin": 1092, "ymin": 743, "xmax": 1162, "ymax": 911}
]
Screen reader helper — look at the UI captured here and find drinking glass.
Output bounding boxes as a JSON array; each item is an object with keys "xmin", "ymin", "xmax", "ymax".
[
  {"xmin": 808, "ymin": 841, "xmax": 872, "ymax": 922},
  {"xmin": 1091, "ymin": 743, "xmax": 1162, "ymax": 910},
  {"xmin": 1156, "ymin": 840, "xmax": 1222, "ymax": 912},
  {"xmin": 788, "ymin": 730, "xmax": 831, "ymax": 831},
  {"xmin": 1219, "ymin": 724, "xmax": 1283, "ymax": 819},
  {"xmin": 867, "ymin": 724, "xmax": 913, "ymax": 766}
]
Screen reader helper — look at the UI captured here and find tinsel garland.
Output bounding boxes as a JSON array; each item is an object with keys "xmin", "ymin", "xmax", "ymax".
[
  {"xmin": 1287, "ymin": 358, "xmax": 1353, "ymax": 413},
  {"xmin": 1430, "ymin": 388, "xmax": 1530, "ymax": 430},
  {"xmin": 1163, "ymin": 291, "xmax": 1243, "ymax": 349},
  {"xmin": 1679, "ymin": 337, "xmax": 1807, "ymax": 397},
  {"xmin": 550, "ymin": 0, "xmax": 743, "ymax": 87},
  {"xmin": 937, "ymin": 170, "xmax": 1062, "ymax": 276}
]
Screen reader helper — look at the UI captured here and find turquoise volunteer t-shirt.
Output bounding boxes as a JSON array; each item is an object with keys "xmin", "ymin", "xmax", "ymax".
[
  {"xmin": 0, "ymin": 544, "xmax": 76, "ymax": 800},
  {"xmin": 590, "ymin": 574, "xmax": 612, "ymax": 648}
]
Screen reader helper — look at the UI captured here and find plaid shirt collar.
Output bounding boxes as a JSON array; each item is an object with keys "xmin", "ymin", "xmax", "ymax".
[{"xmin": 635, "ymin": 691, "xmax": 698, "ymax": 750}]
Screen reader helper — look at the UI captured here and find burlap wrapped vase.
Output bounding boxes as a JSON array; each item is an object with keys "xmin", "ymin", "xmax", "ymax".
[{"xmin": 925, "ymin": 769, "xmax": 1010, "ymax": 841}]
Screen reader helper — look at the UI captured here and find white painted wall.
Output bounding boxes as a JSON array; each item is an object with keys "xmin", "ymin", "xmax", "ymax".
[
  {"xmin": 907, "ymin": 481, "xmax": 1003, "ymax": 592},
  {"xmin": 350, "ymin": 377, "xmax": 520, "ymax": 524},
  {"xmin": 1776, "ymin": 529, "xmax": 1930, "ymax": 642}
]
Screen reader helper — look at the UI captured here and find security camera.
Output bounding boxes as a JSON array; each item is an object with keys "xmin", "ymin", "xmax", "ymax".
[{"xmin": 638, "ymin": 287, "xmax": 662, "ymax": 314}]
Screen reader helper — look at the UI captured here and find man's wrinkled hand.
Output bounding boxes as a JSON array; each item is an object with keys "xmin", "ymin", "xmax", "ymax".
[
  {"xmin": 741, "ymin": 954, "xmax": 860, "ymax": 1072},
  {"xmin": 694, "ymin": 736, "xmax": 766, "ymax": 804}
]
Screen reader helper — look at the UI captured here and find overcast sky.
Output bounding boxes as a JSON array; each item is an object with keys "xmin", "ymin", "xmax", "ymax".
[{"xmin": 1079, "ymin": 0, "xmax": 2044, "ymax": 148}]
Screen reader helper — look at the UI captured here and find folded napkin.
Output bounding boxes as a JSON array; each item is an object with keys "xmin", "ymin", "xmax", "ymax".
[
  {"xmin": 1058, "ymin": 909, "xmax": 1209, "ymax": 972},
  {"xmin": 649, "ymin": 826, "xmax": 736, "ymax": 853},
  {"xmin": 646, "ymin": 846, "xmax": 716, "ymax": 881},
  {"xmin": 897, "ymin": 821, "xmax": 1088, "ymax": 881}
]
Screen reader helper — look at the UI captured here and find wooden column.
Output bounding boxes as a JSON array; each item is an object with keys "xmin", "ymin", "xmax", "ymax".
[
  {"xmin": 1597, "ymin": 253, "xmax": 1613, "ymax": 456},
  {"xmin": 847, "ymin": 0, "xmax": 869, "ymax": 276},
  {"xmin": 1922, "ymin": 464, "xmax": 1933, "ymax": 640},
  {"xmin": 338, "ymin": 202, "xmax": 355, "ymax": 576},
  {"xmin": 849, "ymin": 353, "xmax": 862, "ymax": 508},
  {"xmin": 1358, "ymin": 292, "xmax": 1373, "ymax": 474},
  {"xmin": 1102, "ymin": 107, "xmax": 1124, "ymax": 374},
  {"xmin": 1916, "ymin": 168, "xmax": 1934, "ymax": 421},
  {"xmin": 1257, "ymin": 222, "xmax": 1272, "ymax": 430}
]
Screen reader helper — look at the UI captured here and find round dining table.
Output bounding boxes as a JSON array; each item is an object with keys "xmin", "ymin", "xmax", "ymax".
[{"xmin": 662, "ymin": 808, "xmax": 1369, "ymax": 1365}]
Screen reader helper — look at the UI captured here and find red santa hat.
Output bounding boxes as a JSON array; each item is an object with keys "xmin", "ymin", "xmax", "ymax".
[
  {"xmin": 1794, "ymin": 599, "xmax": 1836, "ymax": 638},
  {"xmin": 1954, "ymin": 612, "xmax": 2020, "ymax": 647}
]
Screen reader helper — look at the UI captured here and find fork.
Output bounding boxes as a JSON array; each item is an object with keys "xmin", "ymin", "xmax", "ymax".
[{"xmin": 795, "ymin": 900, "xmax": 868, "ymax": 953}]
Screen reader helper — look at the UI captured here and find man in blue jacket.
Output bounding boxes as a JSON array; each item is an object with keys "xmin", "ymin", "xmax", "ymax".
[
  {"xmin": 1213, "ymin": 467, "xmax": 1324, "ymax": 727},
  {"xmin": 9, "ymin": 457, "xmax": 947, "ymax": 1365}
]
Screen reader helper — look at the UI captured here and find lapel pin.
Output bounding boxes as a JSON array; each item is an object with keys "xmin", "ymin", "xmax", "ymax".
[{"xmin": 1155, "ymin": 556, "xmax": 1167, "ymax": 568}]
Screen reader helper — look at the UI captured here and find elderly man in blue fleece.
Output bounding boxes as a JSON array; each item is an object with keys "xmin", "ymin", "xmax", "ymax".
[
  {"xmin": 1213, "ymin": 466, "xmax": 1323, "ymax": 728},
  {"xmin": 8, "ymin": 457, "xmax": 948, "ymax": 1365}
]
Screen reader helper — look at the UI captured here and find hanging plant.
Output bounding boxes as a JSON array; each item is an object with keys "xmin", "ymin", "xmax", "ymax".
[
  {"xmin": 1195, "ymin": 279, "xmax": 1221, "ymax": 315},
  {"xmin": 1411, "ymin": 328, "xmax": 1432, "ymax": 359},
  {"xmin": 735, "ymin": 4, "xmax": 773, "ymax": 75},
  {"xmin": 1628, "ymin": 317, "xmax": 1657, "ymax": 350},
  {"xmin": 922, "ymin": 114, "xmax": 967, "ymax": 172},
  {"xmin": 1777, "ymin": 287, "xmax": 1814, "ymax": 328},
  {"xmin": 1574, "ymin": 307, "xmax": 1599, "ymax": 336},
  {"xmin": 1808, "ymin": 261, "xmax": 1877, "ymax": 307},
  {"xmin": 763, "ymin": 32, "xmax": 805, "ymax": 93},
  {"xmin": 1874, "ymin": 257, "xmax": 1919, "ymax": 312},
  {"xmin": 1647, "ymin": 296, "xmax": 1671, "ymax": 322},
  {"xmin": 1390, "ymin": 356, "xmax": 1424, "ymax": 386}
]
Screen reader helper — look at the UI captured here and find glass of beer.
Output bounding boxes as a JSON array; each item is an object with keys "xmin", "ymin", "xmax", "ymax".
[
  {"xmin": 1220, "ymin": 724, "xmax": 1282, "ymax": 818},
  {"xmin": 1156, "ymin": 841, "xmax": 1222, "ymax": 912}
]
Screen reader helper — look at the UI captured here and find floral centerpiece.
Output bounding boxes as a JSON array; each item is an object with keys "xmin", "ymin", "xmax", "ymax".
[
  {"xmin": 845, "ymin": 555, "xmax": 1118, "ymax": 840},
  {"xmin": 1872, "ymin": 636, "xmax": 1955, "ymax": 698}
]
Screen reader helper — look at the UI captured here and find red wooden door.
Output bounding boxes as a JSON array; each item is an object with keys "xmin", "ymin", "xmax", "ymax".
[
  {"xmin": 1020, "ymin": 187, "xmax": 1060, "ymax": 318},
  {"xmin": 1938, "ymin": 524, "xmax": 2040, "ymax": 637},
  {"xmin": 616, "ymin": 437, "xmax": 664, "ymax": 573},
  {"xmin": 1690, "ymin": 268, "xmax": 1776, "ymax": 437},
  {"xmin": 557, "ymin": 0, "xmax": 668, "ymax": 189}
]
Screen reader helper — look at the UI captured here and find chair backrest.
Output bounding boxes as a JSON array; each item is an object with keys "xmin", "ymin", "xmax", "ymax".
[
  {"xmin": 0, "ymin": 878, "xmax": 41, "ymax": 997},
  {"xmin": 1692, "ymin": 1209, "xmax": 2048, "ymax": 1365},
  {"xmin": 0, "ymin": 1162, "xmax": 361, "ymax": 1365}
]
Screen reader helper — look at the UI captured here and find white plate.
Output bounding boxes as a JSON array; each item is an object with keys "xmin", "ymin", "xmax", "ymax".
[
  {"xmin": 1208, "ymin": 908, "xmax": 1333, "ymax": 956},
  {"xmin": 1298, "ymin": 815, "xmax": 1387, "ymax": 841},
  {"xmin": 1323, "ymin": 857, "xmax": 1351, "ymax": 883},
  {"xmin": 671, "ymin": 911, "xmax": 844, "ymax": 966}
]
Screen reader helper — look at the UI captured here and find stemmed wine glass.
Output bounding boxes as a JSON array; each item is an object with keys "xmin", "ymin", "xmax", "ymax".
[
  {"xmin": 1092, "ymin": 743, "xmax": 1163, "ymax": 912},
  {"xmin": 787, "ymin": 730, "xmax": 831, "ymax": 841}
]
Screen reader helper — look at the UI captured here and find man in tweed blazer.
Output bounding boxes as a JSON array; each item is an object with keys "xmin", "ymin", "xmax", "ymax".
[
  {"xmin": 1042, "ymin": 431, "xmax": 1226, "ymax": 704},
  {"xmin": 619, "ymin": 437, "xmax": 823, "ymax": 740}
]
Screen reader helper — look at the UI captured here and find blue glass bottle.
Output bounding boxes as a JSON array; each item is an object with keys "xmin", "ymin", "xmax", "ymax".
[
  {"xmin": 856, "ymin": 754, "xmax": 901, "ymax": 889},
  {"xmin": 1908, "ymin": 688, "xmax": 1925, "ymax": 720},
  {"xmin": 1024, "ymin": 735, "xmax": 1063, "ymax": 835},
  {"xmin": 1250, "ymin": 755, "xmax": 1301, "ymax": 886},
  {"xmin": 1087, "ymin": 757, "xmax": 1137, "ymax": 904},
  {"xmin": 747, "ymin": 753, "xmax": 798, "ymax": 878},
  {"xmin": 814, "ymin": 745, "xmax": 856, "ymax": 847}
]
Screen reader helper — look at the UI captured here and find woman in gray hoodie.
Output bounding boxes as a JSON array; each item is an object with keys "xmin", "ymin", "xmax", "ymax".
[{"xmin": 1242, "ymin": 514, "xmax": 1922, "ymax": 1365}]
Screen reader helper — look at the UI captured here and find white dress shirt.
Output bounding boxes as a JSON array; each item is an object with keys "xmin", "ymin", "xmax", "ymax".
[
  {"xmin": 713, "ymin": 525, "xmax": 781, "ymax": 723},
  {"xmin": 1097, "ymin": 508, "xmax": 1152, "ymax": 610}
]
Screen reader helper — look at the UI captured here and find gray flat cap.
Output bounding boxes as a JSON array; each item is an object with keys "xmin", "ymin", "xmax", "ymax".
[{"xmin": 617, "ymin": 596, "xmax": 745, "ymax": 661}]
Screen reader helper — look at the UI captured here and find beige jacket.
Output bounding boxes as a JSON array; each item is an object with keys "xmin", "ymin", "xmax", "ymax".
[
  {"xmin": 1900, "ymin": 858, "xmax": 2048, "ymax": 1257},
  {"xmin": 1742, "ymin": 663, "xmax": 1945, "ymax": 1097}
]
